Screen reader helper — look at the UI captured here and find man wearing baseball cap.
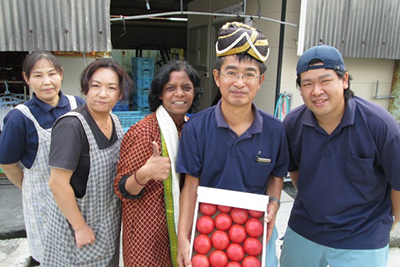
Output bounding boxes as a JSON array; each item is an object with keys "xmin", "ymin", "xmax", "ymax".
[
  {"xmin": 281, "ymin": 44, "xmax": 400, "ymax": 266},
  {"xmin": 176, "ymin": 22, "xmax": 289, "ymax": 267}
]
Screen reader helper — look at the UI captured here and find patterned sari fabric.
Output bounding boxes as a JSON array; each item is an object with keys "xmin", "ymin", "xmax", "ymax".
[{"xmin": 115, "ymin": 113, "xmax": 183, "ymax": 267}]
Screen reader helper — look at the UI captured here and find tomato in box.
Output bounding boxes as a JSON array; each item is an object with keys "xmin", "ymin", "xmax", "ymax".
[
  {"xmin": 226, "ymin": 262, "xmax": 241, "ymax": 267},
  {"xmin": 193, "ymin": 234, "xmax": 212, "ymax": 254},
  {"xmin": 228, "ymin": 224, "xmax": 247, "ymax": 244},
  {"xmin": 211, "ymin": 230, "xmax": 230, "ymax": 250},
  {"xmin": 217, "ymin": 205, "xmax": 232, "ymax": 213},
  {"xmin": 209, "ymin": 250, "xmax": 228, "ymax": 267},
  {"xmin": 226, "ymin": 243, "xmax": 245, "ymax": 261},
  {"xmin": 242, "ymin": 256, "xmax": 261, "ymax": 267},
  {"xmin": 230, "ymin": 208, "xmax": 249, "ymax": 224},
  {"xmin": 248, "ymin": 209, "xmax": 264, "ymax": 218},
  {"xmin": 243, "ymin": 237, "xmax": 262, "ymax": 256},
  {"xmin": 196, "ymin": 215, "xmax": 214, "ymax": 234},
  {"xmin": 214, "ymin": 213, "xmax": 232, "ymax": 231},
  {"xmin": 191, "ymin": 254, "xmax": 210, "ymax": 267},
  {"xmin": 199, "ymin": 203, "xmax": 217, "ymax": 216},
  {"xmin": 245, "ymin": 218, "xmax": 263, "ymax": 238}
]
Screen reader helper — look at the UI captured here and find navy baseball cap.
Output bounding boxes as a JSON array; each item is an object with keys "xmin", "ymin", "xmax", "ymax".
[{"xmin": 296, "ymin": 44, "xmax": 346, "ymax": 76}]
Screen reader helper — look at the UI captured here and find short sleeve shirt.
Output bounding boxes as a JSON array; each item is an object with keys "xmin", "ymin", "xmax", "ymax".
[
  {"xmin": 0, "ymin": 92, "xmax": 85, "ymax": 168},
  {"xmin": 283, "ymin": 96, "xmax": 400, "ymax": 249},
  {"xmin": 177, "ymin": 101, "xmax": 289, "ymax": 195},
  {"xmin": 49, "ymin": 105, "xmax": 118, "ymax": 198}
]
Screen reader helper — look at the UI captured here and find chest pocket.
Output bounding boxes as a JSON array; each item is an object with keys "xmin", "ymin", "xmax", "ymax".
[
  {"xmin": 345, "ymin": 154, "xmax": 376, "ymax": 186},
  {"xmin": 246, "ymin": 160, "xmax": 274, "ymax": 188}
]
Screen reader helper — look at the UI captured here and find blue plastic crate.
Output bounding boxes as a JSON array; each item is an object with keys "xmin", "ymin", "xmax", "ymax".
[
  {"xmin": 135, "ymin": 77, "xmax": 153, "ymax": 89},
  {"xmin": 113, "ymin": 111, "xmax": 145, "ymax": 132},
  {"xmin": 132, "ymin": 95, "xmax": 148, "ymax": 107},
  {"xmin": 112, "ymin": 100, "xmax": 129, "ymax": 111},
  {"xmin": 138, "ymin": 107, "xmax": 151, "ymax": 115},
  {"xmin": 134, "ymin": 88, "xmax": 149, "ymax": 98},
  {"xmin": 132, "ymin": 57, "xmax": 154, "ymax": 70},
  {"xmin": 132, "ymin": 68, "xmax": 154, "ymax": 78}
]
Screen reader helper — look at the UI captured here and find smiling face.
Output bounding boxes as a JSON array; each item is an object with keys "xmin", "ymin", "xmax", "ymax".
[
  {"xmin": 85, "ymin": 67, "xmax": 121, "ymax": 115},
  {"xmin": 299, "ymin": 66, "xmax": 349, "ymax": 123},
  {"xmin": 213, "ymin": 55, "xmax": 264, "ymax": 109},
  {"xmin": 159, "ymin": 70, "xmax": 195, "ymax": 123},
  {"xmin": 23, "ymin": 58, "xmax": 63, "ymax": 106}
]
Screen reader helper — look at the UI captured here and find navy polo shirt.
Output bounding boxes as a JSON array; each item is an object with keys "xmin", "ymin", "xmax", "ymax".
[
  {"xmin": 0, "ymin": 92, "xmax": 85, "ymax": 168},
  {"xmin": 284, "ymin": 96, "xmax": 400, "ymax": 249},
  {"xmin": 177, "ymin": 101, "xmax": 288, "ymax": 195}
]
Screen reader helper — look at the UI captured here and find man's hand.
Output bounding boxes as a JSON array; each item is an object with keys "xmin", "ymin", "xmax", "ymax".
[
  {"xmin": 264, "ymin": 201, "xmax": 279, "ymax": 243},
  {"xmin": 177, "ymin": 237, "xmax": 192, "ymax": 267},
  {"xmin": 74, "ymin": 223, "xmax": 96, "ymax": 249},
  {"xmin": 392, "ymin": 216, "xmax": 399, "ymax": 231}
]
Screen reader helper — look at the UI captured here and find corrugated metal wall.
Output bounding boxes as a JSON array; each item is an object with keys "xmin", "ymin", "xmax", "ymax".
[
  {"xmin": 300, "ymin": 0, "xmax": 400, "ymax": 59},
  {"xmin": 0, "ymin": 0, "xmax": 111, "ymax": 52}
]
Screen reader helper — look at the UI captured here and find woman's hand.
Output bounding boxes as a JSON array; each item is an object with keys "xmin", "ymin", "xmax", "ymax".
[{"xmin": 74, "ymin": 223, "xmax": 96, "ymax": 249}]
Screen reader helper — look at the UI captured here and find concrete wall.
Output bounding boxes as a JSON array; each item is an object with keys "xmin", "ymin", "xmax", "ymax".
[
  {"xmin": 188, "ymin": 0, "xmax": 395, "ymax": 115},
  {"xmin": 54, "ymin": 56, "xmax": 96, "ymax": 100}
]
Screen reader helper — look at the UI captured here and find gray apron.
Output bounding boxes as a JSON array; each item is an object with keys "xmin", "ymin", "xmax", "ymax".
[
  {"xmin": 42, "ymin": 111, "xmax": 123, "ymax": 267},
  {"xmin": 15, "ymin": 95, "xmax": 77, "ymax": 262}
]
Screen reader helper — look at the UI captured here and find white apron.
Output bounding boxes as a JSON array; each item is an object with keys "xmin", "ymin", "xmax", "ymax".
[
  {"xmin": 42, "ymin": 111, "xmax": 123, "ymax": 267},
  {"xmin": 15, "ymin": 95, "xmax": 77, "ymax": 262}
]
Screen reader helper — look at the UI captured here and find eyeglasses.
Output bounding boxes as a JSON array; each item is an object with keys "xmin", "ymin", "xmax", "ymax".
[{"xmin": 218, "ymin": 71, "xmax": 262, "ymax": 82}]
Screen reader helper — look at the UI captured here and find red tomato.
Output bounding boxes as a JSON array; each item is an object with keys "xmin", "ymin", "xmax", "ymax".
[
  {"xmin": 230, "ymin": 208, "xmax": 248, "ymax": 224},
  {"xmin": 226, "ymin": 243, "xmax": 245, "ymax": 261},
  {"xmin": 214, "ymin": 213, "xmax": 232, "ymax": 231},
  {"xmin": 209, "ymin": 250, "xmax": 228, "ymax": 267},
  {"xmin": 226, "ymin": 262, "xmax": 241, "ymax": 267},
  {"xmin": 200, "ymin": 203, "xmax": 217, "ymax": 216},
  {"xmin": 243, "ymin": 237, "xmax": 262, "ymax": 256},
  {"xmin": 248, "ymin": 209, "xmax": 264, "ymax": 218},
  {"xmin": 194, "ymin": 234, "xmax": 212, "ymax": 254},
  {"xmin": 228, "ymin": 224, "xmax": 247, "ymax": 244},
  {"xmin": 191, "ymin": 254, "xmax": 210, "ymax": 267},
  {"xmin": 245, "ymin": 218, "xmax": 263, "ymax": 237},
  {"xmin": 242, "ymin": 256, "xmax": 261, "ymax": 267},
  {"xmin": 196, "ymin": 215, "xmax": 214, "ymax": 234},
  {"xmin": 217, "ymin": 205, "xmax": 232, "ymax": 213},
  {"xmin": 211, "ymin": 230, "xmax": 230, "ymax": 250}
]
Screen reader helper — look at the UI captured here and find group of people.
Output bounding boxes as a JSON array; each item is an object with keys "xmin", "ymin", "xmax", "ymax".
[{"xmin": 0, "ymin": 21, "xmax": 399, "ymax": 267}]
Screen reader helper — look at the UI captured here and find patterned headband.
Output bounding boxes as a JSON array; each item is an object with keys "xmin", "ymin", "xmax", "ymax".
[{"xmin": 216, "ymin": 22, "xmax": 269, "ymax": 62}]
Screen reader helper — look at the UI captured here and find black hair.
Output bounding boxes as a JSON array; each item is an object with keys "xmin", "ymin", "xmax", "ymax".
[
  {"xmin": 214, "ymin": 54, "xmax": 267, "ymax": 74},
  {"xmin": 148, "ymin": 61, "xmax": 203, "ymax": 113},
  {"xmin": 80, "ymin": 58, "xmax": 133, "ymax": 100},
  {"xmin": 22, "ymin": 51, "xmax": 63, "ymax": 80},
  {"xmin": 296, "ymin": 59, "xmax": 354, "ymax": 100}
]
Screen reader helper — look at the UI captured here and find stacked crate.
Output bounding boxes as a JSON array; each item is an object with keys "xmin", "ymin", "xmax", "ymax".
[
  {"xmin": 132, "ymin": 57, "xmax": 154, "ymax": 115},
  {"xmin": 112, "ymin": 99, "xmax": 129, "ymax": 111},
  {"xmin": 113, "ymin": 111, "xmax": 146, "ymax": 132}
]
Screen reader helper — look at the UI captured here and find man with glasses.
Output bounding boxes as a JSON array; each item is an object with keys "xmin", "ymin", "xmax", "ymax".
[{"xmin": 176, "ymin": 22, "xmax": 289, "ymax": 267}]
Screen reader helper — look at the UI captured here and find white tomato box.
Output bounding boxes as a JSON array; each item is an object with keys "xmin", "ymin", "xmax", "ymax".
[{"xmin": 189, "ymin": 186, "xmax": 269, "ymax": 267}]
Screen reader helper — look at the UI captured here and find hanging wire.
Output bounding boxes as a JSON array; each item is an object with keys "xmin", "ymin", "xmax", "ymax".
[
  {"xmin": 82, "ymin": 51, "xmax": 88, "ymax": 67},
  {"xmin": 110, "ymin": 11, "xmax": 298, "ymax": 27},
  {"xmin": 112, "ymin": 15, "xmax": 127, "ymax": 43},
  {"xmin": 274, "ymin": 92, "xmax": 291, "ymax": 121}
]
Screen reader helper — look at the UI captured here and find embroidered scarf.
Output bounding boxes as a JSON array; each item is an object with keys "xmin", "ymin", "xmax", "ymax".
[{"xmin": 156, "ymin": 105, "xmax": 181, "ymax": 267}]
